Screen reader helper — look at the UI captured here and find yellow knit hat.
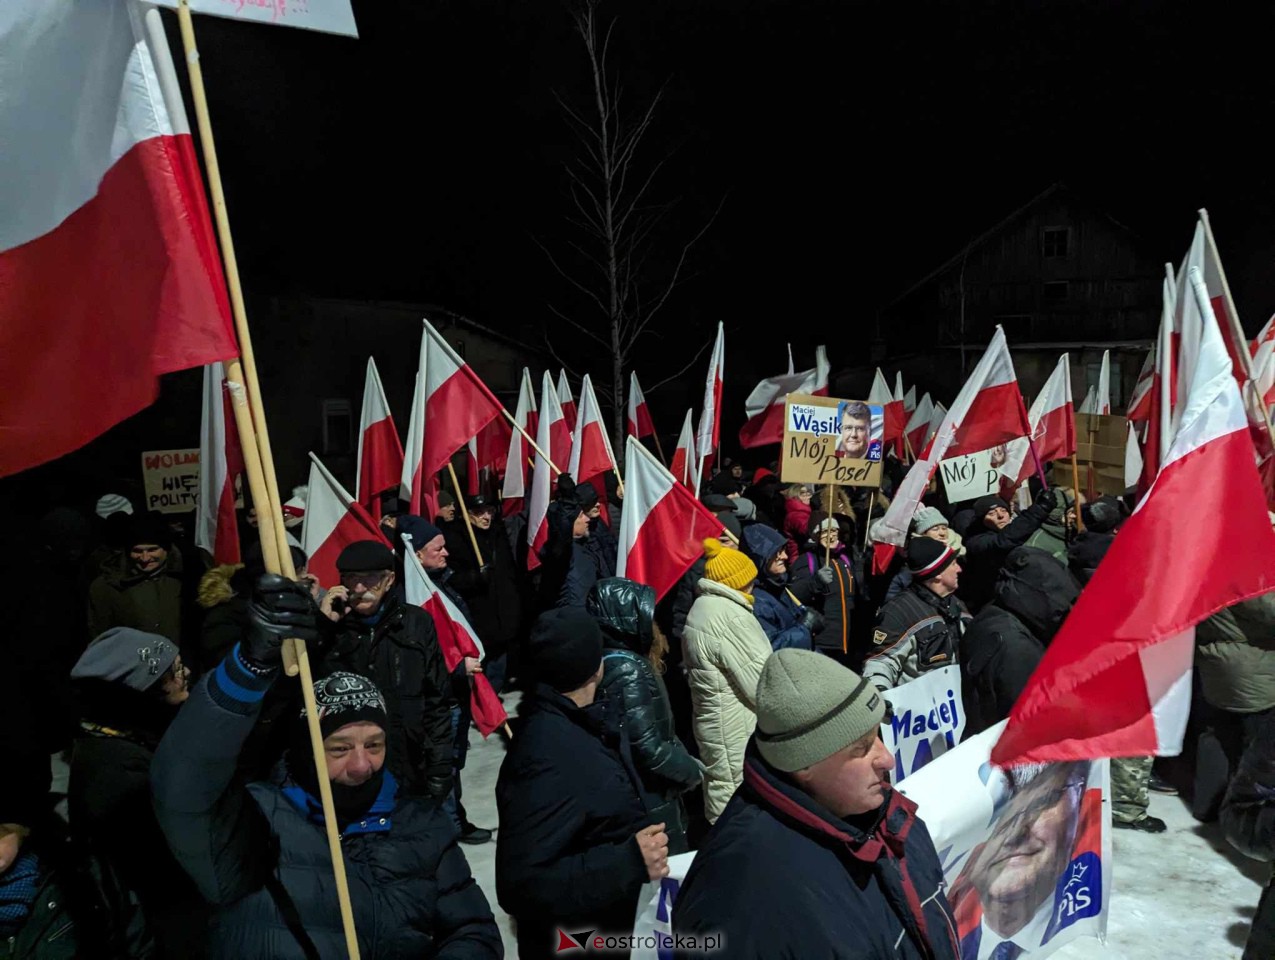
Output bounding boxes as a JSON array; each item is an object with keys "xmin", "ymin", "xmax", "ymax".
[{"xmin": 702, "ymin": 538, "xmax": 758, "ymax": 593}]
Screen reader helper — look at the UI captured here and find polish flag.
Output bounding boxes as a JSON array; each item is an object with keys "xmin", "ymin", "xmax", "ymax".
[
  {"xmin": 1002, "ymin": 353, "xmax": 1076, "ymax": 486},
  {"xmin": 904, "ymin": 392, "xmax": 935, "ymax": 459},
  {"xmin": 695, "ymin": 322, "xmax": 726, "ymax": 484},
  {"xmin": 869, "ymin": 369, "xmax": 906, "ymax": 457},
  {"xmin": 873, "ymin": 327, "xmax": 1031, "ymax": 559},
  {"xmin": 670, "ymin": 410, "xmax": 698, "ymax": 491},
  {"xmin": 402, "ymin": 541, "xmax": 507, "ymax": 737},
  {"xmin": 738, "ymin": 346, "xmax": 830, "ymax": 449},
  {"xmin": 1095, "ymin": 349, "xmax": 1112, "ymax": 415},
  {"xmin": 465, "ymin": 416, "xmax": 512, "ymax": 497},
  {"xmin": 1256, "ymin": 340, "xmax": 1275, "ymax": 407},
  {"xmin": 1252, "ymin": 315, "xmax": 1275, "ymax": 357},
  {"xmin": 194, "ymin": 362, "xmax": 243, "ymax": 565},
  {"xmin": 558, "ymin": 371, "xmax": 577, "ymax": 435},
  {"xmin": 569, "ymin": 374, "xmax": 620, "ymax": 503},
  {"xmin": 302, "ymin": 452, "xmax": 391, "ymax": 590},
  {"xmin": 1127, "ymin": 347, "xmax": 1156, "ymax": 425},
  {"xmin": 400, "ymin": 320, "xmax": 504, "ymax": 518},
  {"xmin": 923, "ymin": 402, "xmax": 947, "ymax": 456},
  {"xmin": 903, "ymin": 383, "xmax": 918, "ymax": 415},
  {"xmin": 1138, "ymin": 267, "xmax": 1179, "ymax": 494},
  {"xmin": 992, "ymin": 266, "xmax": 1275, "ymax": 766},
  {"xmin": 356, "ymin": 357, "xmax": 403, "ymax": 522},
  {"xmin": 527, "ymin": 372, "xmax": 571, "ymax": 571},
  {"xmin": 501, "ymin": 367, "xmax": 539, "ymax": 516},
  {"xmin": 1124, "ymin": 421, "xmax": 1144, "ymax": 491},
  {"xmin": 617, "ymin": 437, "xmax": 726, "ymax": 602},
  {"xmin": 1077, "ymin": 385, "xmax": 1096, "ymax": 415},
  {"xmin": 1198, "ymin": 210, "xmax": 1252, "ymax": 384},
  {"xmin": 628, "ymin": 371, "xmax": 657, "ymax": 440},
  {"xmin": 0, "ymin": 1, "xmax": 237, "ymax": 477}
]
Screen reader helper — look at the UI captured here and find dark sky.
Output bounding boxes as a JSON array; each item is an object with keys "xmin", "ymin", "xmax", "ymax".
[{"xmin": 188, "ymin": 0, "xmax": 1275, "ymax": 409}]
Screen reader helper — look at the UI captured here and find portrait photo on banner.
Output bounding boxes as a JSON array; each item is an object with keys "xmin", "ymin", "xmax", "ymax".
[{"xmin": 781, "ymin": 393, "xmax": 884, "ymax": 488}]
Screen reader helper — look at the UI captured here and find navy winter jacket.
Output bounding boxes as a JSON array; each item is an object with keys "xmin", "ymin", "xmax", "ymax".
[{"xmin": 740, "ymin": 525, "xmax": 813, "ymax": 651}]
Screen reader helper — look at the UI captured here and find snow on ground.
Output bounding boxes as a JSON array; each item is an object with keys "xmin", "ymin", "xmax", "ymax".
[{"xmin": 461, "ymin": 692, "xmax": 1267, "ymax": 959}]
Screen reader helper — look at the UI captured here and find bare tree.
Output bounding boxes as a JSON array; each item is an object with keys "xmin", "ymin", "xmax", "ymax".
[{"xmin": 537, "ymin": 0, "xmax": 720, "ymax": 463}]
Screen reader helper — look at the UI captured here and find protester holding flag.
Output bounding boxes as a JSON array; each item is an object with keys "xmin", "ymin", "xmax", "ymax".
[
  {"xmin": 537, "ymin": 476, "xmax": 614, "ymax": 609},
  {"xmin": 959, "ymin": 489, "xmax": 1056, "ymax": 610},
  {"xmin": 153, "ymin": 578, "xmax": 501, "ymax": 960},
  {"xmin": 587, "ymin": 578, "xmax": 703, "ymax": 855},
  {"xmin": 673, "ymin": 649, "xmax": 959, "ymax": 960},
  {"xmin": 317, "ymin": 541, "xmax": 455, "ymax": 805},
  {"xmin": 1067, "ymin": 497, "xmax": 1122, "ymax": 584}
]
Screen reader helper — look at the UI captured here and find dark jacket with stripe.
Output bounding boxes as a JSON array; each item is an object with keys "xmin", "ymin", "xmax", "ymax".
[
  {"xmin": 151, "ymin": 646, "xmax": 501, "ymax": 960},
  {"xmin": 866, "ymin": 583, "xmax": 971, "ymax": 692},
  {"xmin": 674, "ymin": 745, "xmax": 959, "ymax": 960}
]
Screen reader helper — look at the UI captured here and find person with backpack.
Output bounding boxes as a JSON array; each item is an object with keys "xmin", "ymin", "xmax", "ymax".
[{"xmin": 791, "ymin": 515, "xmax": 860, "ymax": 665}]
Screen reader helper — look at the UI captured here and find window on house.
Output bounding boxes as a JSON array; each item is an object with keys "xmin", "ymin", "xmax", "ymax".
[
  {"xmin": 1043, "ymin": 281, "xmax": 1070, "ymax": 302},
  {"xmin": 322, "ymin": 399, "xmax": 353, "ymax": 456},
  {"xmin": 1042, "ymin": 226, "xmax": 1070, "ymax": 259}
]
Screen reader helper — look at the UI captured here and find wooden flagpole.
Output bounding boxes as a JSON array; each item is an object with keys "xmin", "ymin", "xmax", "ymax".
[
  {"xmin": 173, "ymin": 5, "xmax": 360, "ymax": 957},
  {"xmin": 502, "ymin": 408, "xmax": 562, "ymax": 475},
  {"xmin": 824, "ymin": 483, "xmax": 835, "ymax": 567},
  {"xmin": 1070, "ymin": 453, "xmax": 1085, "ymax": 532},
  {"xmin": 447, "ymin": 462, "xmax": 486, "ymax": 567}
]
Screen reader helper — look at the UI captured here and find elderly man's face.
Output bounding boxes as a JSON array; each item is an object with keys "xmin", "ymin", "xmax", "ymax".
[
  {"xmin": 471, "ymin": 506, "xmax": 494, "ymax": 530},
  {"xmin": 967, "ymin": 765, "xmax": 1085, "ymax": 925},
  {"xmin": 793, "ymin": 730, "xmax": 894, "ymax": 817},
  {"xmin": 438, "ymin": 503, "xmax": 456, "ymax": 523},
  {"xmin": 840, "ymin": 413, "xmax": 869, "ymax": 458},
  {"xmin": 984, "ymin": 505, "xmax": 1012, "ymax": 531},
  {"xmin": 416, "ymin": 534, "xmax": 448, "ymax": 572},
  {"xmin": 129, "ymin": 543, "xmax": 167, "ymax": 574}
]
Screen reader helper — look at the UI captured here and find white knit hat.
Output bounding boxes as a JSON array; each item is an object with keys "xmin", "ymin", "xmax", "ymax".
[{"xmin": 95, "ymin": 494, "xmax": 134, "ymax": 520}]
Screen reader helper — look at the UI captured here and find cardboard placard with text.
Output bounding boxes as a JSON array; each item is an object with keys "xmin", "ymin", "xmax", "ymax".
[
  {"xmin": 781, "ymin": 393, "xmax": 883, "ymax": 487},
  {"xmin": 141, "ymin": 449, "xmax": 200, "ymax": 514}
]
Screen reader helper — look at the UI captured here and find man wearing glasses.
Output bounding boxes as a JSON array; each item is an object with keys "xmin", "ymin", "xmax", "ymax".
[{"xmin": 319, "ymin": 540, "xmax": 454, "ymax": 805}]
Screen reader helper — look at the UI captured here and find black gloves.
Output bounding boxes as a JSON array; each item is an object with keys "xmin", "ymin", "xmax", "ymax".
[
  {"xmin": 243, "ymin": 573, "xmax": 320, "ymax": 667},
  {"xmin": 1035, "ymin": 487, "xmax": 1058, "ymax": 513},
  {"xmin": 798, "ymin": 607, "xmax": 826, "ymax": 637},
  {"xmin": 425, "ymin": 773, "xmax": 453, "ymax": 802}
]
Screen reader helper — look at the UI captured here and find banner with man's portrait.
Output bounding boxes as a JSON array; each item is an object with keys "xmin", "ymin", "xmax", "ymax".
[
  {"xmin": 781, "ymin": 392, "xmax": 884, "ymax": 487},
  {"xmin": 897, "ymin": 722, "xmax": 1111, "ymax": 960}
]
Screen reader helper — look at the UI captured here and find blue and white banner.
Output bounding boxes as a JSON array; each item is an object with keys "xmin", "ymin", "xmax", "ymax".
[{"xmin": 883, "ymin": 664, "xmax": 966, "ymax": 784}]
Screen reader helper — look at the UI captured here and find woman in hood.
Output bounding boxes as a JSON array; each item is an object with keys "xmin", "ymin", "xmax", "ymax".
[{"xmin": 740, "ymin": 524, "xmax": 820, "ymax": 652}]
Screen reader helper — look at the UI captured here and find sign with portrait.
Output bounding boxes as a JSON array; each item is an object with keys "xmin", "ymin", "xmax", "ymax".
[
  {"xmin": 781, "ymin": 393, "xmax": 884, "ymax": 487},
  {"xmin": 897, "ymin": 722, "xmax": 1111, "ymax": 960}
]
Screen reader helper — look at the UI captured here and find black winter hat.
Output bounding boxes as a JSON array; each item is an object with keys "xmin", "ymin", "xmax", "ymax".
[
  {"xmin": 906, "ymin": 537, "xmax": 958, "ymax": 580},
  {"xmin": 604, "ymin": 471, "xmax": 620, "ymax": 499},
  {"xmin": 576, "ymin": 482, "xmax": 600, "ymax": 512},
  {"xmin": 336, "ymin": 540, "xmax": 395, "ymax": 572},
  {"xmin": 127, "ymin": 513, "xmax": 172, "ymax": 550},
  {"xmin": 526, "ymin": 607, "xmax": 604, "ymax": 692},
  {"xmin": 972, "ymin": 495, "xmax": 1009, "ymax": 519},
  {"xmin": 305, "ymin": 671, "xmax": 388, "ymax": 740},
  {"xmin": 709, "ymin": 472, "xmax": 738, "ymax": 496},
  {"xmin": 465, "ymin": 493, "xmax": 493, "ymax": 512},
  {"xmin": 398, "ymin": 515, "xmax": 443, "ymax": 552},
  {"xmin": 438, "ymin": 489, "xmax": 456, "ymax": 508}
]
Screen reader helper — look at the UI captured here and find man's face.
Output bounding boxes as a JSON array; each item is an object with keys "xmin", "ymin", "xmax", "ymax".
[
  {"xmin": 840, "ymin": 413, "xmax": 869, "ymax": 458},
  {"xmin": 438, "ymin": 503, "xmax": 456, "ymax": 523},
  {"xmin": 471, "ymin": 507, "xmax": 494, "ymax": 530},
  {"xmin": 984, "ymin": 506, "xmax": 1012, "ymax": 531},
  {"xmin": 573, "ymin": 511, "xmax": 590, "ymax": 539},
  {"xmin": 730, "ymin": 464, "xmax": 743, "ymax": 479},
  {"xmin": 793, "ymin": 730, "xmax": 894, "ymax": 817},
  {"xmin": 158, "ymin": 655, "xmax": 191, "ymax": 706},
  {"xmin": 923, "ymin": 524, "xmax": 950, "ymax": 543},
  {"xmin": 967, "ymin": 765, "xmax": 1085, "ymax": 922},
  {"xmin": 767, "ymin": 551, "xmax": 788, "ymax": 577},
  {"xmin": 340, "ymin": 570, "xmax": 393, "ymax": 616},
  {"xmin": 416, "ymin": 534, "xmax": 448, "ymax": 572},
  {"xmin": 323, "ymin": 721, "xmax": 387, "ymax": 786},
  {"xmin": 927, "ymin": 560, "xmax": 960, "ymax": 596},
  {"xmin": 129, "ymin": 543, "xmax": 167, "ymax": 574}
]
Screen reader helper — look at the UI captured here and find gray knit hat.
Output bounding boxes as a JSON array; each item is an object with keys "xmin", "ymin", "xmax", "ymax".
[
  {"xmin": 912, "ymin": 506, "xmax": 949, "ymax": 536},
  {"xmin": 754, "ymin": 649, "xmax": 886, "ymax": 772},
  {"xmin": 71, "ymin": 628, "xmax": 178, "ymax": 692}
]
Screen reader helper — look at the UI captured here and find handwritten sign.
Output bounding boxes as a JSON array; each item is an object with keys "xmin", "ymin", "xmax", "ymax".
[
  {"xmin": 781, "ymin": 393, "xmax": 883, "ymax": 488},
  {"xmin": 141, "ymin": 449, "xmax": 200, "ymax": 514},
  {"xmin": 151, "ymin": 0, "xmax": 358, "ymax": 38},
  {"xmin": 939, "ymin": 447, "xmax": 1000, "ymax": 501}
]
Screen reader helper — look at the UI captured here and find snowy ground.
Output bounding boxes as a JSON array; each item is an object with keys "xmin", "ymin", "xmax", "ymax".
[{"xmin": 459, "ymin": 692, "xmax": 1268, "ymax": 959}]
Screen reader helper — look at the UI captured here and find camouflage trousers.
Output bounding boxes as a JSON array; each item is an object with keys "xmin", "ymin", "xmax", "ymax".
[{"xmin": 1111, "ymin": 756, "xmax": 1152, "ymax": 823}]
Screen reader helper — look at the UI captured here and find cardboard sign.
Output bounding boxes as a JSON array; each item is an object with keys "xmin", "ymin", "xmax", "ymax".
[
  {"xmin": 882, "ymin": 665, "xmax": 966, "ymax": 784},
  {"xmin": 781, "ymin": 393, "xmax": 883, "ymax": 487},
  {"xmin": 939, "ymin": 446, "xmax": 1003, "ymax": 501},
  {"xmin": 141, "ymin": 448, "xmax": 200, "ymax": 514},
  {"xmin": 151, "ymin": 0, "xmax": 358, "ymax": 38}
]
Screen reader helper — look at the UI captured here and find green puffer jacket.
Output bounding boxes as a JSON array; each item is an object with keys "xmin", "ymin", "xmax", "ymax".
[
  {"xmin": 587, "ymin": 578, "xmax": 702, "ymax": 854},
  {"xmin": 1023, "ymin": 490, "xmax": 1076, "ymax": 564},
  {"xmin": 1196, "ymin": 592, "xmax": 1275, "ymax": 714}
]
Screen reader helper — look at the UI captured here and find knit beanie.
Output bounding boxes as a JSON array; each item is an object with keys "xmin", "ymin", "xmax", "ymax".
[
  {"xmin": 906, "ymin": 537, "xmax": 958, "ymax": 580},
  {"xmin": 972, "ymin": 495, "xmax": 1009, "ymax": 520},
  {"xmin": 755, "ymin": 649, "xmax": 886, "ymax": 772},
  {"xmin": 72, "ymin": 628, "xmax": 178, "ymax": 693},
  {"xmin": 701, "ymin": 538, "xmax": 758, "ymax": 592},
  {"xmin": 397, "ymin": 515, "xmax": 443, "ymax": 551},
  {"xmin": 127, "ymin": 513, "xmax": 172, "ymax": 550},
  {"xmin": 304, "ymin": 671, "xmax": 388, "ymax": 739},
  {"xmin": 576, "ymin": 482, "xmax": 600, "ymax": 512},
  {"xmin": 913, "ymin": 506, "xmax": 949, "ymax": 536},
  {"xmin": 95, "ymin": 493, "xmax": 134, "ymax": 520},
  {"xmin": 526, "ymin": 607, "xmax": 605, "ymax": 692},
  {"xmin": 438, "ymin": 489, "xmax": 456, "ymax": 508}
]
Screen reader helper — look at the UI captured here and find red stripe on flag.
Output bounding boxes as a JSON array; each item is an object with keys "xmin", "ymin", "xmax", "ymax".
[
  {"xmin": 359, "ymin": 417, "xmax": 404, "ymax": 521},
  {"xmin": 626, "ymin": 492, "xmax": 724, "ymax": 602},
  {"xmin": 214, "ymin": 382, "xmax": 244, "ymax": 565},
  {"xmin": 949, "ymin": 381, "xmax": 1030, "ymax": 456},
  {"xmin": 738, "ymin": 402, "xmax": 788, "ymax": 449}
]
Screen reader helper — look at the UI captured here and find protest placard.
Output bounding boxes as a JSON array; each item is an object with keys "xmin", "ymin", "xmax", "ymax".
[
  {"xmin": 151, "ymin": 0, "xmax": 358, "ymax": 37},
  {"xmin": 882, "ymin": 665, "xmax": 966, "ymax": 784},
  {"xmin": 141, "ymin": 448, "xmax": 200, "ymax": 514},
  {"xmin": 938, "ymin": 446, "xmax": 1001, "ymax": 501},
  {"xmin": 781, "ymin": 393, "xmax": 883, "ymax": 487}
]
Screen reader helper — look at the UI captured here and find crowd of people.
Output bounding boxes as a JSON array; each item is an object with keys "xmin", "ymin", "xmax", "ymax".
[{"xmin": 3, "ymin": 448, "xmax": 1274, "ymax": 959}]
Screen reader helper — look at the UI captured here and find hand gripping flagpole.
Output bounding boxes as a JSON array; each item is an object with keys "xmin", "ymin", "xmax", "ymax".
[{"xmin": 170, "ymin": 4, "xmax": 361, "ymax": 956}]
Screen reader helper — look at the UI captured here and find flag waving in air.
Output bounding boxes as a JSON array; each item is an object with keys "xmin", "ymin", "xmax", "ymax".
[
  {"xmin": 303, "ymin": 452, "xmax": 391, "ymax": 590},
  {"xmin": 1001, "ymin": 352, "xmax": 1076, "ymax": 487},
  {"xmin": 628, "ymin": 371, "xmax": 657, "ymax": 440},
  {"xmin": 501, "ymin": 367, "xmax": 539, "ymax": 516},
  {"xmin": 670, "ymin": 410, "xmax": 697, "ymax": 491},
  {"xmin": 903, "ymin": 392, "xmax": 935, "ymax": 461},
  {"xmin": 569, "ymin": 374, "xmax": 620, "ymax": 505},
  {"xmin": 695, "ymin": 323, "xmax": 726, "ymax": 484},
  {"xmin": 527, "ymin": 372, "xmax": 570, "ymax": 571},
  {"xmin": 195, "ymin": 362, "xmax": 243, "ymax": 565},
  {"xmin": 356, "ymin": 357, "xmax": 403, "ymax": 522},
  {"xmin": 557, "ymin": 371, "xmax": 577, "ymax": 434},
  {"xmin": 738, "ymin": 346, "xmax": 830, "ymax": 449},
  {"xmin": 869, "ymin": 369, "xmax": 906, "ymax": 457}
]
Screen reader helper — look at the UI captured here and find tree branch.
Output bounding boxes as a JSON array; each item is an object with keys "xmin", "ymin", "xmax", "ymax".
[{"xmin": 644, "ymin": 336, "xmax": 715, "ymax": 393}]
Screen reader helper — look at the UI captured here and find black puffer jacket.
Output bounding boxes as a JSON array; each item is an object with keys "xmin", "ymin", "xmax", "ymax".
[
  {"xmin": 496, "ymin": 684, "xmax": 654, "ymax": 960},
  {"xmin": 152, "ymin": 655, "xmax": 500, "ymax": 960},
  {"xmin": 443, "ymin": 518, "xmax": 524, "ymax": 662},
  {"xmin": 1067, "ymin": 530, "xmax": 1114, "ymax": 585},
  {"xmin": 587, "ymin": 578, "xmax": 702, "ymax": 854},
  {"xmin": 320, "ymin": 596, "xmax": 454, "ymax": 798},
  {"xmin": 1221, "ymin": 710, "xmax": 1275, "ymax": 960}
]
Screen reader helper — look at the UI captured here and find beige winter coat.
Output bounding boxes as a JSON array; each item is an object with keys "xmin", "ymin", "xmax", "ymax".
[{"xmin": 682, "ymin": 579, "xmax": 773, "ymax": 822}]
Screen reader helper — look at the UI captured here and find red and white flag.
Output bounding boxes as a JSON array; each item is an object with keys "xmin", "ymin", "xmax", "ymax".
[
  {"xmin": 465, "ymin": 417, "xmax": 512, "ymax": 496},
  {"xmin": 0, "ymin": 1, "xmax": 237, "ymax": 477},
  {"xmin": 1138, "ymin": 267, "xmax": 1179, "ymax": 494},
  {"xmin": 356, "ymin": 357, "xmax": 403, "ymax": 522},
  {"xmin": 501, "ymin": 367, "xmax": 539, "ymax": 516},
  {"xmin": 569, "ymin": 374, "xmax": 620, "ymax": 498},
  {"xmin": 992, "ymin": 266, "xmax": 1275, "ymax": 766},
  {"xmin": 1253, "ymin": 315, "xmax": 1275, "ymax": 357},
  {"xmin": 1198, "ymin": 210, "xmax": 1252, "ymax": 383},
  {"xmin": 194, "ymin": 362, "xmax": 243, "ymax": 565},
  {"xmin": 617, "ymin": 437, "xmax": 725, "ymax": 602},
  {"xmin": 903, "ymin": 383, "xmax": 917, "ymax": 415},
  {"xmin": 527, "ymin": 372, "xmax": 571, "ymax": 570},
  {"xmin": 400, "ymin": 320, "xmax": 504, "ymax": 518},
  {"xmin": 670, "ymin": 410, "xmax": 697, "ymax": 491},
  {"xmin": 557, "ymin": 371, "xmax": 577, "ymax": 435},
  {"xmin": 1077, "ymin": 385, "xmax": 1097, "ymax": 415},
  {"xmin": 627, "ymin": 371, "xmax": 657, "ymax": 440},
  {"xmin": 1255, "ymin": 340, "xmax": 1275, "ymax": 408},
  {"xmin": 874, "ymin": 327, "xmax": 1031, "ymax": 557},
  {"xmin": 302, "ymin": 452, "xmax": 391, "ymax": 590},
  {"xmin": 903, "ymin": 392, "xmax": 934, "ymax": 459},
  {"xmin": 1127, "ymin": 347, "xmax": 1156, "ymax": 425},
  {"xmin": 401, "ymin": 542, "xmax": 507, "ymax": 737},
  {"xmin": 695, "ymin": 323, "xmax": 726, "ymax": 485},
  {"xmin": 1002, "ymin": 352, "xmax": 1076, "ymax": 486},
  {"xmin": 869, "ymin": 369, "xmax": 906, "ymax": 457},
  {"xmin": 738, "ymin": 346, "xmax": 830, "ymax": 449},
  {"xmin": 922, "ymin": 401, "xmax": 947, "ymax": 457},
  {"xmin": 1095, "ymin": 349, "xmax": 1112, "ymax": 415}
]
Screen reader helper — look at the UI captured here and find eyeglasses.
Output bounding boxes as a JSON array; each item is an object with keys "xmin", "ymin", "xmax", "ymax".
[{"xmin": 340, "ymin": 571, "xmax": 389, "ymax": 589}]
